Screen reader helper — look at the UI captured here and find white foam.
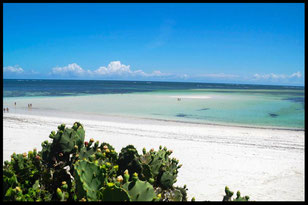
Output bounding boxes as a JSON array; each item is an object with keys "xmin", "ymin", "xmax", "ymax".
[{"xmin": 169, "ymin": 95, "xmax": 212, "ymax": 99}]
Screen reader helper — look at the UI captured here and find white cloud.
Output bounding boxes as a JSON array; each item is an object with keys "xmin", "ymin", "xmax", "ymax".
[
  {"xmin": 93, "ymin": 61, "xmax": 132, "ymax": 75},
  {"xmin": 3, "ymin": 65, "xmax": 24, "ymax": 74},
  {"xmin": 51, "ymin": 63, "xmax": 88, "ymax": 76},
  {"xmin": 290, "ymin": 71, "xmax": 302, "ymax": 78},
  {"xmin": 93, "ymin": 61, "xmax": 168, "ymax": 77},
  {"xmin": 253, "ymin": 71, "xmax": 302, "ymax": 80},
  {"xmin": 92, "ymin": 61, "xmax": 170, "ymax": 77},
  {"xmin": 51, "ymin": 61, "xmax": 168, "ymax": 78},
  {"xmin": 150, "ymin": 70, "xmax": 164, "ymax": 76}
]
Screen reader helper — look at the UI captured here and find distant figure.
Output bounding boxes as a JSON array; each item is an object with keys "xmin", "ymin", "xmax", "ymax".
[
  {"xmin": 6, "ymin": 108, "xmax": 9, "ymax": 112},
  {"xmin": 14, "ymin": 102, "xmax": 16, "ymax": 106},
  {"xmin": 177, "ymin": 98, "xmax": 181, "ymax": 101},
  {"xmin": 3, "ymin": 108, "xmax": 5, "ymax": 112}
]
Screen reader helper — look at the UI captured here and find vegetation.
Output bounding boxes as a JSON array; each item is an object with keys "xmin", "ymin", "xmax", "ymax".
[{"xmin": 3, "ymin": 122, "xmax": 250, "ymax": 201}]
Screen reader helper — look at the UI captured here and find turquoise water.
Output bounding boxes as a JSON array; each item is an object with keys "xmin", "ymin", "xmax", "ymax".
[{"xmin": 3, "ymin": 80, "xmax": 305, "ymax": 129}]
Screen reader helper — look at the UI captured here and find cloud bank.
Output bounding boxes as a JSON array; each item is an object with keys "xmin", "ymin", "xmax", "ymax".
[
  {"xmin": 3, "ymin": 65, "xmax": 24, "ymax": 74},
  {"xmin": 51, "ymin": 63, "xmax": 86, "ymax": 76},
  {"xmin": 250, "ymin": 71, "xmax": 303, "ymax": 85},
  {"xmin": 50, "ymin": 61, "xmax": 171, "ymax": 78},
  {"xmin": 3, "ymin": 62, "xmax": 304, "ymax": 86},
  {"xmin": 253, "ymin": 71, "xmax": 302, "ymax": 80}
]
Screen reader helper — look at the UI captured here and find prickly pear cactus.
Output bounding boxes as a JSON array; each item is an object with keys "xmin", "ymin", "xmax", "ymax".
[
  {"xmin": 122, "ymin": 173, "xmax": 156, "ymax": 201},
  {"xmin": 99, "ymin": 142, "xmax": 118, "ymax": 163},
  {"xmin": 233, "ymin": 191, "xmax": 250, "ymax": 201},
  {"xmin": 41, "ymin": 141, "xmax": 53, "ymax": 166},
  {"xmin": 223, "ymin": 186, "xmax": 234, "ymax": 201},
  {"xmin": 223, "ymin": 186, "xmax": 250, "ymax": 201},
  {"xmin": 3, "ymin": 165, "xmax": 52, "ymax": 202},
  {"xmin": 3, "ymin": 170, "xmax": 18, "ymax": 200},
  {"xmin": 159, "ymin": 158, "xmax": 179, "ymax": 190},
  {"xmin": 174, "ymin": 185, "xmax": 188, "ymax": 201},
  {"xmin": 56, "ymin": 181, "xmax": 70, "ymax": 201},
  {"xmin": 41, "ymin": 122, "xmax": 85, "ymax": 168},
  {"xmin": 140, "ymin": 163, "xmax": 153, "ymax": 181},
  {"xmin": 5, "ymin": 151, "xmax": 42, "ymax": 192},
  {"xmin": 52, "ymin": 122, "xmax": 85, "ymax": 154},
  {"xmin": 51, "ymin": 168, "xmax": 72, "ymax": 199},
  {"xmin": 118, "ymin": 145, "xmax": 142, "ymax": 179},
  {"xmin": 166, "ymin": 189, "xmax": 183, "ymax": 201},
  {"xmin": 73, "ymin": 160, "xmax": 106, "ymax": 201},
  {"xmin": 99, "ymin": 183, "xmax": 131, "ymax": 201},
  {"xmin": 154, "ymin": 186, "xmax": 187, "ymax": 202},
  {"xmin": 78, "ymin": 145, "xmax": 97, "ymax": 161},
  {"xmin": 139, "ymin": 146, "xmax": 179, "ymax": 189}
]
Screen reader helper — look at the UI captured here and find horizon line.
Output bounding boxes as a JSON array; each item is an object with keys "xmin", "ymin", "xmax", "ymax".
[{"xmin": 3, "ymin": 78, "xmax": 305, "ymax": 88}]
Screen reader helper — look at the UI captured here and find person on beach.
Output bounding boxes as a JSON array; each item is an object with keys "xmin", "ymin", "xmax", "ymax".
[
  {"xmin": 6, "ymin": 108, "xmax": 9, "ymax": 112},
  {"xmin": 14, "ymin": 102, "xmax": 16, "ymax": 106},
  {"xmin": 3, "ymin": 108, "xmax": 5, "ymax": 112}
]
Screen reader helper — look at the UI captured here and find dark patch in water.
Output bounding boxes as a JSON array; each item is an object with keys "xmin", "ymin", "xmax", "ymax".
[
  {"xmin": 283, "ymin": 97, "xmax": 305, "ymax": 108},
  {"xmin": 176, "ymin": 113, "xmax": 187, "ymax": 117},
  {"xmin": 283, "ymin": 97, "xmax": 304, "ymax": 103},
  {"xmin": 198, "ymin": 108, "xmax": 209, "ymax": 111},
  {"xmin": 269, "ymin": 113, "xmax": 278, "ymax": 118}
]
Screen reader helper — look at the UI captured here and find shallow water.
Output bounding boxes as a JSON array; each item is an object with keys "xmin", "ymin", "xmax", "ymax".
[{"xmin": 3, "ymin": 85, "xmax": 305, "ymax": 129}]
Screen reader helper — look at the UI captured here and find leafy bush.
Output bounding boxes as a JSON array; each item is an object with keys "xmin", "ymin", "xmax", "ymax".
[{"xmin": 3, "ymin": 122, "xmax": 250, "ymax": 201}]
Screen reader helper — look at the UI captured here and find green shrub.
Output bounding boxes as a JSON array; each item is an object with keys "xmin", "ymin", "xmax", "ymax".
[{"xmin": 3, "ymin": 122, "xmax": 250, "ymax": 202}]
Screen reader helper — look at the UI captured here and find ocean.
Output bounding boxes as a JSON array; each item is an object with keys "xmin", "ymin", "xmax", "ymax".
[{"xmin": 3, "ymin": 79, "xmax": 305, "ymax": 129}]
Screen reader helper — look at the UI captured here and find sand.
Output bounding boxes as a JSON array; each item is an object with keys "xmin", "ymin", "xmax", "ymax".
[{"xmin": 3, "ymin": 112, "xmax": 304, "ymax": 201}]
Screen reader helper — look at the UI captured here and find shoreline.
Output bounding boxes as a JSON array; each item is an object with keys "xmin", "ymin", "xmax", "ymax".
[
  {"xmin": 2, "ymin": 105, "xmax": 304, "ymax": 131},
  {"xmin": 3, "ymin": 112, "xmax": 304, "ymax": 201}
]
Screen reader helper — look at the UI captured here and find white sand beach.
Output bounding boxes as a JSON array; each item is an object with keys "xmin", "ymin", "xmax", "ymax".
[{"xmin": 3, "ymin": 112, "xmax": 304, "ymax": 201}]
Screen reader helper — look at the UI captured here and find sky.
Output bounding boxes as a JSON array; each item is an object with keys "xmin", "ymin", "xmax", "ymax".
[{"xmin": 3, "ymin": 3, "xmax": 305, "ymax": 86}]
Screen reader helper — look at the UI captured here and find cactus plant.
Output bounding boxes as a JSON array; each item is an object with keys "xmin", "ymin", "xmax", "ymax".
[
  {"xmin": 3, "ymin": 122, "xmax": 251, "ymax": 202},
  {"xmin": 117, "ymin": 145, "xmax": 142, "ymax": 179},
  {"xmin": 74, "ymin": 160, "xmax": 106, "ymax": 201},
  {"xmin": 122, "ymin": 173, "xmax": 156, "ymax": 201},
  {"xmin": 99, "ymin": 183, "xmax": 131, "ymax": 201},
  {"xmin": 223, "ymin": 186, "xmax": 234, "ymax": 201},
  {"xmin": 233, "ymin": 191, "xmax": 250, "ymax": 201},
  {"xmin": 223, "ymin": 186, "xmax": 250, "ymax": 201},
  {"xmin": 56, "ymin": 181, "xmax": 70, "ymax": 201},
  {"xmin": 139, "ymin": 146, "xmax": 180, "ymax": 189},
  {"xmin": 42, "ymin": 122, "xmax": 85, "ymax": 168}
]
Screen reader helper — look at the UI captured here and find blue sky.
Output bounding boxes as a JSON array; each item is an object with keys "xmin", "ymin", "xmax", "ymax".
[{"xmin": 3, "ymin": 3, "xmax": 305, "ymax": 85}]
